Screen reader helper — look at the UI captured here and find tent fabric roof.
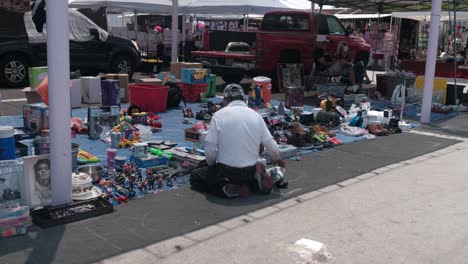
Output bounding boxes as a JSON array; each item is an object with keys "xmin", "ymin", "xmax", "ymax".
[
  {"xmin": 309, "ymin": 0, "xmax": 468, "ymax": 13},
  {"xmin": 69, "ymin": 0, "xmax": 314, "ymax": 14},
  {"xmin": 392, "ymin": 11, "xmax": 468, "ymax": 21}
]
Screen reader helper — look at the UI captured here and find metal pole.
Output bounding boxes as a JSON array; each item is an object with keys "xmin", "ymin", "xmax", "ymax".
[
  {"xmin": 171, "ymin": 0, "xmax": 179, "ymax": 63},
  {"xmin": 46, "ymin": 0, "xmax": 72, "ymax": 206},
  {"xmin": 453, "ymin": 1, "xmax": 458, "ymax": 104},
  {"xmin": 420, "ymin": 0, "xmax": 442, "ymax": 123},
  {"xmin": 182, "ymin": 14, "xmax": 186, "ymax": 62}
]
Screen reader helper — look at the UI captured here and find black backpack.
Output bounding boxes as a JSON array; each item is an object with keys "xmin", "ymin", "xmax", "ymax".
[{"xmin": 166, "ymin": 82, "xmax": 186, "ymax": 108}]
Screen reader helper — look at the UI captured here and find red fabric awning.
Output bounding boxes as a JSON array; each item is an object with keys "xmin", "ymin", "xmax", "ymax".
[{"xmin": 0, "ymin": 0, "xmax": 31, "ymax": 13}]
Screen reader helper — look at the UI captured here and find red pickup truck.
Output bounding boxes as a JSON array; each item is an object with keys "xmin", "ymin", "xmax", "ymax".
[{"xmin": 192, "ymin": 11, "xmax": 371, "ymax": 87}]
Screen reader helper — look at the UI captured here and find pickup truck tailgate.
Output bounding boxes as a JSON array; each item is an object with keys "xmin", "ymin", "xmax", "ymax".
[{"xmin": 192, "ymin": 51, "xmax": 255, "ymax": 62}]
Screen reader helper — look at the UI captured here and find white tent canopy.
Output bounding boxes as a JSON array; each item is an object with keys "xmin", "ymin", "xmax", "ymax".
[
  {"xmin": 69, "ymin": 0, "xmax": 173, "ymax": 13},
  {"xmin": 392, "ymin": 11, "xmax": 468, "ymax": 21},
  {"xmin": 70, "ymin": 0, "xmax": 314, "ymax": 14}
]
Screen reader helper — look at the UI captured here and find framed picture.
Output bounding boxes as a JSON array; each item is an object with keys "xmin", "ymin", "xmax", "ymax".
[
  {"xmin": 22, "ymin": 154, "xmax": 51, "ymax": 208},
  {"xmin": 0, "ymin": 160, "xmax": 23, "ymax": 203},
  {"xmin": 277, "ymin": 63, "xmax": 305, "ymax": 92}
]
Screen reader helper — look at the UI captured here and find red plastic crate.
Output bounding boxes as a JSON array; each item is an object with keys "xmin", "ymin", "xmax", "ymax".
[
  {"xmin": 178, "ymin": 83, "xmax": 208, "ymax": 102},
  {"xmin": 129, "ymin": 84, "xmax": 169, "ymax": 113}
]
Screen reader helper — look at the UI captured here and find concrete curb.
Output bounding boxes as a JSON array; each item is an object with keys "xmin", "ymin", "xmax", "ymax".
[{"xmin": 95, "ymin": 130, "xmax": 466, "ymax": 263}]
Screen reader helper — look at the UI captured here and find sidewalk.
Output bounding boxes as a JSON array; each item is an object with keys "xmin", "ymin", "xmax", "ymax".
[{"xmin": 98, "ymin": 131, "xmax": 468, "ymax": 264}]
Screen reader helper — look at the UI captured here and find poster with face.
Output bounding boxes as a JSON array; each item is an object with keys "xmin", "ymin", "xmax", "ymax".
[{"xmin": 23, "ymin": 154, "xmax": 51, "ymax": 208}]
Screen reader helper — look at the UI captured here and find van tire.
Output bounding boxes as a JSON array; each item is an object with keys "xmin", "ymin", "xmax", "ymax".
[
  {"xmin": 111, "ymin": 55, "xmax": 135, "ymax": 79},
  {"xmin": 0, "ymin": 54, "xmax": 29, "ymax": 87}
]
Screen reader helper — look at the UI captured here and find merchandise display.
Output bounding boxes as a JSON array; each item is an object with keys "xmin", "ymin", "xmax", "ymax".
[{"xmin": 4, "ymin": 61, "xmax": 447, "ymax": 233}]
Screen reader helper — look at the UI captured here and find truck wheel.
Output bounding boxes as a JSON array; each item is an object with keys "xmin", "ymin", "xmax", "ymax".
[
  {"xmin": 221, "ymin": 71, "xmax": 244, "ymax": 84},
  {"xmin": 0, "ymin": 54, "xmax": 29, "ymax": 87},
  {"xmin": 111, "ymin": 55, "xmax": 135, "ymax": 79}
]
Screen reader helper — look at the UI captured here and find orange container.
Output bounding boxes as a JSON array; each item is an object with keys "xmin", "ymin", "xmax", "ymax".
[
  {"xmin": 252, "ymin": 76, "xmax": 272, "ymax": 103},
  {"xmin": 129, "ymin": 84, "xmax": 169, "ymax": 113}
]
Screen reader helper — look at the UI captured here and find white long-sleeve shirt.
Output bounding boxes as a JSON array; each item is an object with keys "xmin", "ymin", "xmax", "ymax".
[{"xmin": 205, "ymin": 100, "xmax": 280, "ymax": 167}]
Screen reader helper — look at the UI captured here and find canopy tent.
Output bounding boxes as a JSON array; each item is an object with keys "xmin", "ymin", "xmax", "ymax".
[
  {"xmin": 69, "ymin": 0, "xmax": 315, "ymax": 14},
  {"xmin": 309, "ymin": 0, "xmax": 451, "ymax": 123},
  {"xmin": 392, "ymin": 11, "xmax": 468, "ymax": 21},
  {"xmin": 68, "ymin": 0, "xmax": 173, "ymax": 13},
  {"xmin": 309, "ymin": 0, "xmax": 468, "ymax": 12},
  {"xmin": 178, "ymin": 0, "xmax": 311, "ymax": 14}
]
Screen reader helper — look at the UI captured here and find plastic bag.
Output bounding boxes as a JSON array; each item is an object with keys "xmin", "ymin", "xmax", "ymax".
[
  {"xmin": 35, "ymin": 77, "xmax": 49, "ymax": 105},
  {"xmin": 288, "ymin": 238, "xmax": 335, "ymax": 264},
  {"xmin": 36, "ymin": 77, "xmax": 72, "ymax": 105}
]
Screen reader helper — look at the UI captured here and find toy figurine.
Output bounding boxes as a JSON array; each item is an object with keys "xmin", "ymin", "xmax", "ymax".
[
  {"xmin": 166, "ymin": 176, "xmax": 173, "ymax": 187},
  {"xmin": 146, "ymin": 169, "xmax": 156, "ymax": 190}
]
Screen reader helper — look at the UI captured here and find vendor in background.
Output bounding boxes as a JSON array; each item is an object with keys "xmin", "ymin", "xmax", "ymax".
[
  {"xmin": 190, "ymin": 84, "xmax": 285, "ymax": 198},
  {"xmin": 313, "ymin": 35, "xmax": 359, "ymax": 93},
  {"xmin": 154, "ymin": 25, "xmax": 164, "ymax": 59},
  {"xmin": 336, "ymin": 41, "xmax": 372, "ymax": 85}
]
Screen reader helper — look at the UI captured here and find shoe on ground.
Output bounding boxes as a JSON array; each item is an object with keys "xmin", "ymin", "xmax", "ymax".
[{"xmin": 255, "ymin": 163, "xmax": 273, "ymax": 193}]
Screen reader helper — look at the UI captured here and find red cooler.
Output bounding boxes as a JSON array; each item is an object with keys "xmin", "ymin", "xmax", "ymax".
[{"xmin": 252, "ymin": 76, "xmax": 272, "ymax": 103}]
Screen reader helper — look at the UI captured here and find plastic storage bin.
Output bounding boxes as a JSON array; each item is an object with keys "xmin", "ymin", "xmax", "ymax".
[{"xmin": 129, "ymin": 84, "xmax": 169, "ymax": 113}]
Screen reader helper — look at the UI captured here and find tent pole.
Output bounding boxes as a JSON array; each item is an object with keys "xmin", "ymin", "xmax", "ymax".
[
  {"xmin": 453, "ymin": 0, "xmax": 458, "ymax": 104},
  {"xmin": 420, "ymin": 0, "xmax": 443, "ymax": 123},
  {"xmin": 46, "ymin": 0, "xmax": 72, "ymax": 206},
  {"xmin": 171, "ymin": 0, "xmax": 179, "ymax": 63},
  {"xmin": 182, "ymin": 14, "xmax": 186, "ymax": 62}
]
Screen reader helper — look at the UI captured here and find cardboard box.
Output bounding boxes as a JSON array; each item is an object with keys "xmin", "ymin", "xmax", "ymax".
[
  {"xmin": 23, "ymin": 103, "xmax": 49, "ymax": 133},
  {"xmin": 170, "ymin": 62, "xmax": 203, "ymax": 79},
  {"xmin": 71, "ymin": 79, "xmax": 82, "ymax": 108},
  {"xmin": 157, "ymin": 72, "xmax": 176, "ymax": 84},
  {"xmin": 81, "ymin": 77, "xmax": 102, "ymax": 104},
  {"xmin": 135, "ymin": 78, "xmax": 163, "ymax": 85},
  {"xmin": 104, "ymin": 74, "xmax": 129, "ymax": 103},
  {"xmin": 181, "ymin": 68, "xmax": 211, "ymax": 84},
  {"xmin": 21, "ymin": 87, "xmax": 43, "ymax": 104},
  {"xmin": 184, "ymin": 128, "xmax": 201, "ymax": 143},
  {"xmin": 28, "ymin": 66, "xmax": 48, "ymax": 91}
]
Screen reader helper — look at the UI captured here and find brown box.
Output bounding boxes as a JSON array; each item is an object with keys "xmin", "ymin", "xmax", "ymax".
[
  {"xmin": 170, "ymin": 62, "xmax": 203, "ymax": 79},
  {"xmin": 184, "ymin": 128, "xmax": 201, "ymax": 143},
  {"xmin": 135, "ymin": 78, "xmax": 163, "ymax": 85},
  {"xmin": 104, "ymin": 74, "xmax": 129, "ymax": 103},
  {"xmin": 21, "ymin": 87, "xmax": 43, "ymax": 104}
]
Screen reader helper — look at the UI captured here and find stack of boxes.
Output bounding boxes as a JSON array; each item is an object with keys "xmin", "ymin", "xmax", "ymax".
[
  {"xmin": 0, "ymin": 202, "xmax": 31, "ymax": 238},
  {"xmin": 170, "ymin": 62, "xmax": 213, "ymax": 102}
]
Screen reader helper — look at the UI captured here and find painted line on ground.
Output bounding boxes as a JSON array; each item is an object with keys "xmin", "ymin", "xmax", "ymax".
[{"xmin": 1, "ymin": 98, "xmax": 27, "ymax": 103}]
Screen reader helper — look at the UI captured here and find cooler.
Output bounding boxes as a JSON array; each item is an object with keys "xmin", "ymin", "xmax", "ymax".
[{"xmin": 252, "ymin": 76, "xmax": 272, "ymax": 103}]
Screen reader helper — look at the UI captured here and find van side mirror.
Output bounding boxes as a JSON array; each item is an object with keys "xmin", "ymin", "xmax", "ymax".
[
  {"xmin": 346, "ymin": 26, "xmax": 353, "ymax": 36},
  {"xmin": 90, "ymin": 28, "xmax": 99, "ymax": 39}
]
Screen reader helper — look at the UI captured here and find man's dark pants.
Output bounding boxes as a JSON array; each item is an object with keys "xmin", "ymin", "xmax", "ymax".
[{"xmin": 190, "ymin": 164, "xmax": 256, "ymax": 196}]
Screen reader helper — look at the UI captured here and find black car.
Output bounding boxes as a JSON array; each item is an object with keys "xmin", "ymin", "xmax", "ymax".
[{"xmin": 0, "ymin": 9, "xmax": 141, "ymax": 87}]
